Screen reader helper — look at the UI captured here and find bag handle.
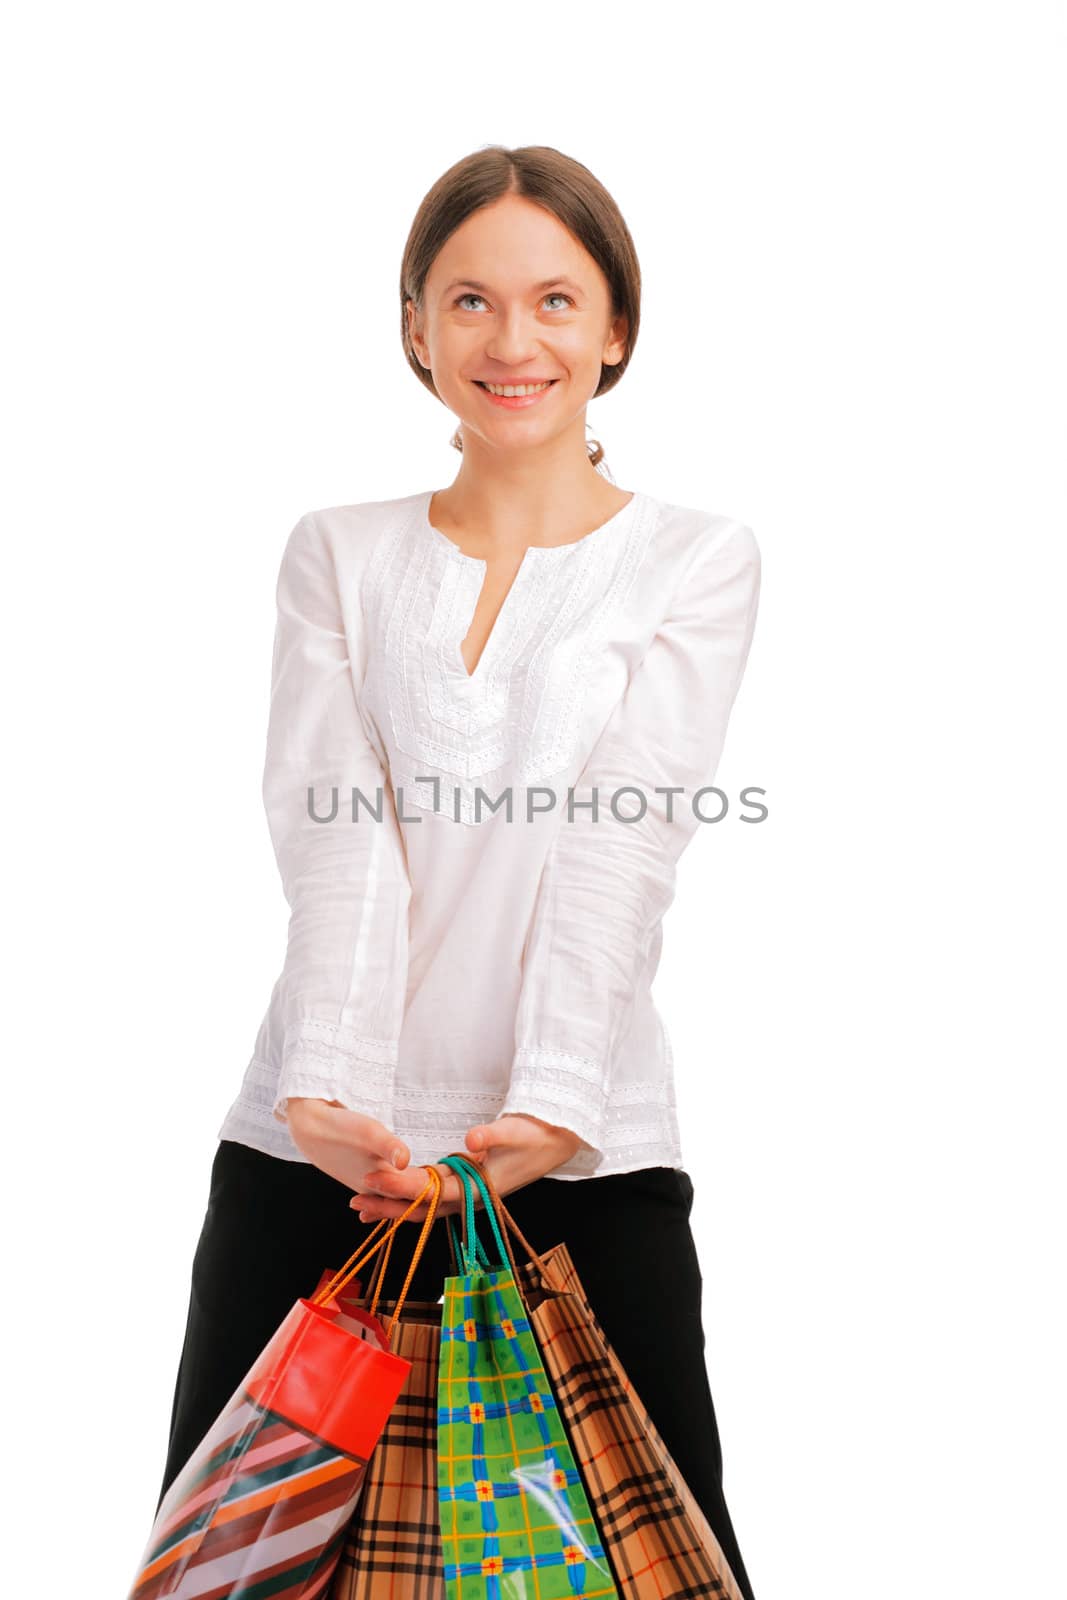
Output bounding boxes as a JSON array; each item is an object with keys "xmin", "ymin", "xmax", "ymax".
[
  {"xmin": 446, "ymin": 1201, "xmax": 489, "ymax": 1275},
  {"xmin": 437, "ymin": 1152, "xmax": 561, "ymax": 1295},
  {"xmin": 314, "ymin": 1150, "xmax": 562, "ymax": 1340},
  {"xmin": 312, "ymin": 1164, "xmax": 443, "ymax": 1345},
  {"xmin": 438, "ymin": 1155, "xmax": 511, "ymax": 1273},
  {"xmin": 360, "ymin": 1167, "xmax": 460, "ymax": 1290}
]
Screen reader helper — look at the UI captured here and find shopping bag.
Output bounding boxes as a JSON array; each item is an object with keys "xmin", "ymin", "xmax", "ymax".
[
  {"xmin": 331, "ymin": 1159, "xmax": 613, "ymax": 1600},
  {"xmin": 433, "ymin": 1154, "xmax": 621, "ymax": 1600},
  {"xmin": 325, "ymin": 1284, "xmax": 447, "ymax": 1600},
  {"xmin": 457, "ymin": 1157, "xmax": 748, "ymax": 1600},
  {"xmin": 128, "ymin": 1167, "xmax": 444, "ymax": 1600},
  {"xmin": 332, "ymin": 1154, "xmax": 747, "ymax": 1600}
]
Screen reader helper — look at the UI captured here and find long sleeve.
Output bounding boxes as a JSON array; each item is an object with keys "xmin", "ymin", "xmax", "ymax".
[
  {"xmin": 499, "ymin": 518, "xmax": 761, "ymax": 1164},
  {"xmin": 262, "ymin": 511, "xmax": 412, "ymax": 1124}
]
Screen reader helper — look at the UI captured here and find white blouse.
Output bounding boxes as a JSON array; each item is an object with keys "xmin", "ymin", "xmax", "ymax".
[{"xmin": 217, "ymin": 487, "xmax": 761, "ymax": 1180}]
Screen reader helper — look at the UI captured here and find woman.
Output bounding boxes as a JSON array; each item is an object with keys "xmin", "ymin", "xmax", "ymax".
[{"xmin": 157, "ymin": 143, "xmax": 762, "ymax": 1598}]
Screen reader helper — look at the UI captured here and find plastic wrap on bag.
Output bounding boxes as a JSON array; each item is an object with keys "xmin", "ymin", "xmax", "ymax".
[
  {"xmin": 128, "ymin": 1290, "xmax": 410, "ymax": 1598},
  {"xmin": 434, "ymin": 1156, "xmax": 622, "ymax": 1600}
]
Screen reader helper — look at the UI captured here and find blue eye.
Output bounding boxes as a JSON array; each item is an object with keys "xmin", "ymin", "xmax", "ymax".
[{"xmin": 453, "ymin": 292, "xmax": 575, "ymax": 311}]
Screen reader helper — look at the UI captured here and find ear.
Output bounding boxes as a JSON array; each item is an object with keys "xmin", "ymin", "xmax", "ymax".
[
  {"xmin": 602, "ymin": 309, "xmax": 629, "ymax": 367},
  {"xmin": 406, "ymin": 297, "xmax": 430, "ymax": 369}
]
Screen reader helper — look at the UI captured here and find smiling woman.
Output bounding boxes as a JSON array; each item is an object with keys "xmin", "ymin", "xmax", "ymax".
[
  {"xmin": 152, "ymin": 143, "xmax": 762, "ymax": 1600},
  {"xmin": 400, "ymin": 146, "xmax": 640, "ymax": 476}
]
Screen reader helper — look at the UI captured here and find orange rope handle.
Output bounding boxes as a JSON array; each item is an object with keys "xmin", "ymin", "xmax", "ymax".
[
  {"xmin": 364, "ymin": 1225, "xmax": 390, "ymax": 1304},
  {"xmin": 311, "ymin": 1166, "xmax": 442, "ymax": 1310},
  {"xmin": 384, "ymin": 1165, "xmax": 443, "ymax": 1343}
]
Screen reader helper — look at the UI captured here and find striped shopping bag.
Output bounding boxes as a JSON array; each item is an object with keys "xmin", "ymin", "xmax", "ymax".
[{"xmin": 127, "ymin": 1168, "xmax": 444, "ymax": 1599}]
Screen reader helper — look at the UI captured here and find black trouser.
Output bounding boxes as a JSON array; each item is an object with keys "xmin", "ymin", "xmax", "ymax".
[{"xmin": 156, "ymin": 1138, "xmax": 756, "ymax": 1600}]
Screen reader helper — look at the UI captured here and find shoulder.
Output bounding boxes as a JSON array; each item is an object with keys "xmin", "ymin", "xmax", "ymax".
[
  {"xmin": 644, "ymin": 493, "xmax": 760, "ymax": 589},
  {"xmin": 277, "ymin": 491, "xmax": 425, "ymax": 588},
  {"xmin": 294, "ymin": 491, "xmax": 423, "ymax": 556}
]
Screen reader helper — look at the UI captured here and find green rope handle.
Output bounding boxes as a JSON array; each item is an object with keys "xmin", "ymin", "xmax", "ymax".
[
  {"xmin": 435, "ymin": 1156, "xmax": 484, "ymax": 1272},
  {"xmin": 439, "ymin": 1154, "xmax": 511, "ymax": 1273},
  {"xmin": 442, "ymin": 1157, "xmax": 487, "ymax": 1274},
  {"xmin": 440, "ymin": 1156, "xmax": 493, "ymax": 1272},
  {"xmin": 442, "ymin": 1155, "xmax": 508, "ymax": 1261}
]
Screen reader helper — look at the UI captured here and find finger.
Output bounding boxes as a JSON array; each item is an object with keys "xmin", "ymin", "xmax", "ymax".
[
  {"xmin": 466, "ymin": 1119, "xmax": 522, "ymax": 1154},
  {"xmin": 358, "ymin": 1166, "xmax": 427, "ymax": 1200},
  {"xmin": 372, "ymin": 1128, "xmax": 410, "ymax": 1168},
  {"xmin": 347, "ymin": 1114, "xmax": 411, "ymax": 1170},
  {"xmin": 355, "ymin": 1194, "xmax": 462, "ymax": 1222},
  {"xmin": 354, "ymin": 1197, "xmax": 420, "ymax": 1221},
  {"xmin": 351, "ymin": 1164, "xmax": 462, "ymax": 1213},
  {"xmin": 432, "ymin": 1163, "xmax": 469, "ymax": 1208},
  {"xmin": 461, "ymin": 1139, "xmax": 527, "ymax": 1202},
  {"xmin": 313, "ymin": 1105, "xmax": 410, "ymax": 1169},
  {"xmin": 357, "ymin": 1163, "xmax": 458, "ymax": 1205}
]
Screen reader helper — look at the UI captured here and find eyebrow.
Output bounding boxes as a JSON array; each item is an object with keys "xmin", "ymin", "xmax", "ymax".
[{"xmin": 443, "ymin": 276, "xmax": 583, "ymax": 297}]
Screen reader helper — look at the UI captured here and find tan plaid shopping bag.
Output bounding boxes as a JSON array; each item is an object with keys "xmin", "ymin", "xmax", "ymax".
[
  {"xmin": 516, "ymin": 1236, "xmax": 745, "ymax": 1600},
  {"xmin": 330, "ymin": 1154, "xmax": 745, "ymax": 1600},
  {"xmin": 327, "ymin": 1302, "xmax": 447, "ymax": 1599}
]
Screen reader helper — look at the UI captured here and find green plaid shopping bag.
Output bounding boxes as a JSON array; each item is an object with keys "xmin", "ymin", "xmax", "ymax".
[{"xmin": 434, "ymin": 1154, "xmax": 621, "ymax": 1600}]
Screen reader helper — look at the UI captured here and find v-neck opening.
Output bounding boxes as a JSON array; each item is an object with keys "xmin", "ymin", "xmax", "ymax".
[{"xmin": 418, "ymin": 488, "xmax": 644, "ymax": 684}]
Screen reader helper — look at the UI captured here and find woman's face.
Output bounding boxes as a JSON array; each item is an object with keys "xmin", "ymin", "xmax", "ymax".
[{"xmin": 407, "ymin": 193, "xmax": 628, "ymax": 453}]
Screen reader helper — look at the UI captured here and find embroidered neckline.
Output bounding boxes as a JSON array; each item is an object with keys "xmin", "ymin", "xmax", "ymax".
[
  {"xmin": 417, "ymin": 488, "xmax": 646, "ymax": 685},
  {"xmin": 365, "ymin": 488, "xmax": 661, "ymax": 825}
]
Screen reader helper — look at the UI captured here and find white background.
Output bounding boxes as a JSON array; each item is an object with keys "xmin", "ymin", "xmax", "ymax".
[{"xmin": 4, "ymin": 3, "xmax": 1063, "ymax": 1595}]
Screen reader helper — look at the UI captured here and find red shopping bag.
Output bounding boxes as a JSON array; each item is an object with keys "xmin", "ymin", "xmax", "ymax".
[{"xmin": 127, "ymin": 1167, "xmax": 444, "ymax": 1599}]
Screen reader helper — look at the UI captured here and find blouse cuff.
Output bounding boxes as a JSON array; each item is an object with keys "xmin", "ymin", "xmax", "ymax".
[
  {"xmin": 498, "ymin": 1046, "xmax": 608, "ymax": 1163},
  {"xmin": 271, "ymin": 1018, "xmax": 398, "ymax": 1123}
]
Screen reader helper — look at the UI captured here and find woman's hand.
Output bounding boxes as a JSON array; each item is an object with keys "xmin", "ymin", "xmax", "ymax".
[
  {"xmin": 278, "ymin": 1098, "xmax": 416, "ymax": 1197},
  {"xmin": 351, "ymin": 1113, "xmax": 586, "ymax": 1224}
]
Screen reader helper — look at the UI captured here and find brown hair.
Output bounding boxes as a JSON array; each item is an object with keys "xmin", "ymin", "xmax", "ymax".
[{"xmin": 400, "ymin": 144, "xmax": 641, "ymax": 472}]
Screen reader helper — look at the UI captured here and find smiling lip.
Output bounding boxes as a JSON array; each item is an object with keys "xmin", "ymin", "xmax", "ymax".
[{"xmin": 473, "ymin": 378, "xmax": 559, "ymax": 410}]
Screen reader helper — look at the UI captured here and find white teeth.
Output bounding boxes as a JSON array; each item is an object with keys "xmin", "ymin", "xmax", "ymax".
[{"xmin": 481, "ymin": 381, "xmax": 554, "ymax": 397}]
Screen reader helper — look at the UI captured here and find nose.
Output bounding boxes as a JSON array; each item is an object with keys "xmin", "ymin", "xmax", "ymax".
[{"xmin": 483, "ymin": 306, "xmax": 544, "ymax": 368}]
